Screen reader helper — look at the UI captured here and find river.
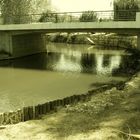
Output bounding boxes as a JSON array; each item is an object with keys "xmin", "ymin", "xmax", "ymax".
[{"xmin": 0, "ymin": 43, "xmax": 134, "ymax": 113}]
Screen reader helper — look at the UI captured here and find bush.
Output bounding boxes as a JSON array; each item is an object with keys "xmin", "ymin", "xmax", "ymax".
[
  {"xmin": 39, "ymin": 11, "xmax": 57, "ymax": 22},
  {"xmin": 79, "ymin": 11, "xmax": 98, "ymax": 22},
  {"xmin": 114, "ymin": 0, "xmax": 139, "ymax": 21}
]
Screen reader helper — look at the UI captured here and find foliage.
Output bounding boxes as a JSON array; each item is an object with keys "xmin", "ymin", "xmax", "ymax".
[
  {"xmin": 0, "ymin": 0, "xmax": 53, "ymax": 24},
  {"xmin": 79, "ymin": 11, "xmax": 98, "ymax": 22},
  {"xmin": 39, "ymin": 12, "xmax": 76, "ymax": 23},
  {"xmin": 0, "ymin": 0, "xmax": 31, "ymax": 24},
  {"xmin": 39, "ymin": 11, "xmax": 57, "ymax": 22},
  {"xmin": 31, "ymin": 0, "xmax": 52, "ymax": 14},
  {"xmin": 56, "ymin": 14, "xmax": 73, "ymax": 22},
  {"xmin": 114, "ymin": 0, "xmax": 139, "ymax": 21}
]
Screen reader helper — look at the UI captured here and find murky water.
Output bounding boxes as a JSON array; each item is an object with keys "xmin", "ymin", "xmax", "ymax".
[{"xmin": 0, "ymin": 43, "xmax": 134, "ymax": 112}]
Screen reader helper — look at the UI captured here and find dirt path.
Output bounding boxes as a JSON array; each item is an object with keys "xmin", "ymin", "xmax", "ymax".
[{"xmin": 0, "ymin": 74, "xmax": 140, "ymax": 140}]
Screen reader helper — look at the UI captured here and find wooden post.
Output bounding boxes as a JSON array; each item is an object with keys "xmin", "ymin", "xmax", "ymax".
[
  {"xmin": 36, "ymin": 104, "xmax": 43, "ymax": 115},
  {"xmin": 46, "ymin": 102, "xmax": 50, "ymax": 112},
  {"xmin": 35, "ymin": 105, "xmax": 39, "ymax": 119},
  {"xmin": 56, "ymin": 100, "xmax": 61, "ymax": 106},
  {"xmin": 70, "ymin": 95, "xmax": 75, "ymax": 103},
  {"xmin": 53, "ymin": 100, "xmax": 58, "ymax": 108},
  {"xmin": 23, "ymin": 107, "xmax": 29, "ymax": 121},
  {"xmin": 8, "ymin": 112, "xmax": 14, "ymax": 124},
  {"xmin": 38, "ymin": 104, "xmax": 43, "ymax": 115},
  {"xmin": 0, "ymin": 114, "xmax": 4, "ymax": 125},
  {"xmin": 28, "ymin": 106, "xmax": 34, "ymax": 120},
  {"xmin": 60, "ymin": 99, "xmax": 64, "ymax": 106},
  {"xmin": 64, "ymin": 97, "xmax": 69, "ymax": 105},
  {"xmin": 3, "ymin": 113, "xmax": 10, "ymax": 124},
  {"xmin": 17, "ymin": 109, "xmax": 23, "ymax": 122},
  {"xmin": 50, "ymin": 101, "xmax": 55, "ymax": 110},
  {"xmin": 76, "ymin": 95, "xmax": 81, "ymax": 102},
  {"xmin": 42, "ymin": 103, "xmax": 47, "ymax": 114}
]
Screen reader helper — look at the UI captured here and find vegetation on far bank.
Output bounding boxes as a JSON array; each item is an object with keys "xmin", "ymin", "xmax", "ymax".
[{"xmin": 45, "ymin": 32, "xmax": 137, "ymax": 48}]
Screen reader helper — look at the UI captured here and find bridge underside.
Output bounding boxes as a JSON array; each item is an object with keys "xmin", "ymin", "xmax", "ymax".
[
  {"xmin": 0, "ymin": 32, "xmax": 46, "ymax": 59},
  {"xmin": 0, "ymin": 30, "xmax": 140, "ymax": 60},
  {"xmin": 137, "ymin": 34, "xmax": 140, "ymax": 49}
]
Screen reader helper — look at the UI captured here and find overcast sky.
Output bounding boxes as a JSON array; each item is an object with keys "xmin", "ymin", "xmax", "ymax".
[{"xmin": 51, "ymin": 0, "xmax": 114, "ymax": 12}]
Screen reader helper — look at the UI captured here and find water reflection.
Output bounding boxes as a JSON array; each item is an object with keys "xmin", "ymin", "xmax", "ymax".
[
  {"xmin": 0, "ymin": 44, "xmax": 131, "ymax": 76},
  {"xmin": 95, "ymin": 54, "xmax": 121, "ymax": 75},
  {"xmin": 46, "ymin": 47, "xmax": 123, "ymax": 76},
  {"xmin": 54, "ymin": 54, "xmax": 81, "ymax": 72}
]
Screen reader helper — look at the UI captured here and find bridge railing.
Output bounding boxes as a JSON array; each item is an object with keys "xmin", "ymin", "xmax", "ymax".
[{"xmin": 0, "ymin": 10, "xmax": 138, "ymax": 24}]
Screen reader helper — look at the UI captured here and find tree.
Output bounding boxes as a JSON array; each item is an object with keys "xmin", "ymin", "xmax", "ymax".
[
  {"xmin": 114, "ymin": 0, "xmax": 140, "ymax": 21},
  {"xmin": 29, "ymin": 0, "xmax": 53, "ymax": 22},
  {"xmin": 31, "ymin": 0, "xmax": 52, "ymax": 14},
  {"xmin": 0, "ymin": 0, "xmax": 52, "ymax": 24},
  {"xmin": 0, "ymin": 0, "xmax": 31, "ymax": 24},
  {"xmin": 79, "ymin": 11, "xmax": 98, "ymax": 22}
]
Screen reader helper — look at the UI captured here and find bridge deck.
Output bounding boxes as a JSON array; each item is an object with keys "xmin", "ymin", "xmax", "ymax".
[
  {"xmin": 0, "ymin": 13, "xmax": 140, "ymax": 34},
  {"xmin": 0, "ymin": 21, "xmax": 138, "ymax": 34}
]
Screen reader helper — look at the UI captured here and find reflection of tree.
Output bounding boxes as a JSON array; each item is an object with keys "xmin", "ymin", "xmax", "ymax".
[
  {"xmin": 102, "ymin": 55, "xmax": 110, "ymax": 67},
  {"xmin": 10, "ymin": 53, "xmax": 47, "ymax": 70},
  {"xmin": 53, "ymin": 53, "xmax": 81, "ymax": 72},
  {"xmin": 12, "ymin": 52, "xmax": 61, "ymax": 71},
  {"xmin": 46, "ymin": 52, "xmax": 61, "ymax": 70},
  {"xmin": 80, "ymin": 54, "xmax": 96, "ymax": 73},
  {"xmin": 95, "ymin": 54, "xmax": 121, "ymax": 75},
  {"xmin": 112, "ymin": 54, "xmax": 140, "ymax": 76}
]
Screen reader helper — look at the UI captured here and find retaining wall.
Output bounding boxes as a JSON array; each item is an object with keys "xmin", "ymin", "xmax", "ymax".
[{"xmin": 0, "ymin": 85, "xmax": 113, "ymax": 125}]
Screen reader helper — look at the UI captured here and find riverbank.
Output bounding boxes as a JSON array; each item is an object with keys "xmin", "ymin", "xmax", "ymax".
[
  {"xmin": 0, "ymin": 71, "xmax": 139, "ymax": 140},
  {"xmin": 45, "ymin": 33, "xmax": 137, "ymax": 49}
]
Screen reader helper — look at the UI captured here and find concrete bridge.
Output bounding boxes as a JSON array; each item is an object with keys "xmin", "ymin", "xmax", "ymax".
[{"xmin": 1, "ymin": 11, "xmax": 140, "ymax": 58}]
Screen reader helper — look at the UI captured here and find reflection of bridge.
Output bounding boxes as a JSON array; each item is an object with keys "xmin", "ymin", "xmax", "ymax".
[{"xmin": 0, "ymin": 11, "xmax": 140, "ymax": 58}]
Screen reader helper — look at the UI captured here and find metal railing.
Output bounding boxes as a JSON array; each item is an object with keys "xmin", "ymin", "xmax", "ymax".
[{"xmin": 0, "ymin": 10, "xmax": 138, "ymax": 24}]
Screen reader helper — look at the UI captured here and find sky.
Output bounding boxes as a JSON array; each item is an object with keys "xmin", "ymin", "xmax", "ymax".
[{"xmin": 51, "ymin": 0, "xmax": 114, "ymax": 12}]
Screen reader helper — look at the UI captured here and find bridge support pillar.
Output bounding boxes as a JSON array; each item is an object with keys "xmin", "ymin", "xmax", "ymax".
[
  {"xmin": 0, "ymin": 32, "xmax": 12, "ymax": 57},
  {"xmin": 137, "ymin": 34, "xmax": 140, "ymax": 50},
  {"xmin": 12, "ymin": 33, "xmax": 46, "ymax": 58},
  {"xmin": 0, "ymin": 32, "xmax": 46, "ymax": 59},
  {"xmin": 12, "ymin": 33, "xmax": 46, "ymax": 57}
]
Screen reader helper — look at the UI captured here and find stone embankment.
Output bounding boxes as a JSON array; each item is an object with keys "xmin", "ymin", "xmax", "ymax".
[{"xmin": 0, "ymin": 84, "xmax": 113, "ymax": 125}]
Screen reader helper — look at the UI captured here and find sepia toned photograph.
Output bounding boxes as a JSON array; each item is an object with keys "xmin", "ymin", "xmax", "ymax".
[{"xmin": 0, "ymin": 0, "xmax": 139, "ymax": 139}]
